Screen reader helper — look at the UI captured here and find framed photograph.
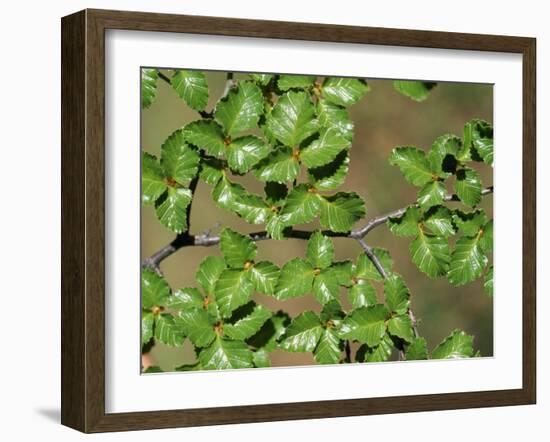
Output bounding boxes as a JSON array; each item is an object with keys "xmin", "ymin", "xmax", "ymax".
[{"xmin": 61, "ymin": 9, "xmax": 536, "ymax": 433}]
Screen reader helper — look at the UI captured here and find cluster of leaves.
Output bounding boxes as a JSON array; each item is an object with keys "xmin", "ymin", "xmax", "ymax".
[
  {"xmin": 141, "ymin": 69, "xmax": 490, "ymax": 372},
  {"xmin": 387, "ymin": 119, "xmax": 493, "ymax": 292},
  {"xmin": 142, "ymin": 229, "xmax": 475, "ymax": 371}
]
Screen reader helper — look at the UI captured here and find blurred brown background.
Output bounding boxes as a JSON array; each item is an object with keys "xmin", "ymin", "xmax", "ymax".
[{"xmin": 141, "ymin": 71, "xmax": 493, "ymax": 370}]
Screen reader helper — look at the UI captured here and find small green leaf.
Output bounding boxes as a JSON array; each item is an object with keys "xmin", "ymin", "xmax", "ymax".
[
  {"xmin": 320, "ymin": 300, "xmax": 345, "ymax": 323},
  {"xmin": 423, "ymin": 206, "xmax": 456, "ymax": 237},
  {"xmin": 141, "ymin": 268, "xmax": 170, "ymax": 309},
  {"xmin": 300, "ymin": 126, "xmax": 350, "ymax": 168},
  {"xmin": 171, "ymin": 70, "xmax": 209, "ymax": 111},
  {"xmin": 183, "ymin": 120, "xmax": 225, "ymax": 157},
  {"xmin": 249, "ymin": 261, "xmax": 280, "ymax": 295},
  {"xmin": 484, "ymin": 265, "xmax": 493, "ymax": 297},
  {"xmin": 312, "ymin": 268, "xmax": 340, "ymax": 305},
  {"xmin": 227, "ymin": 136, "xmax": 270, "ymax": 173},
  {"xmin": 387, "ymin": 206, "xmax": 421, "ymax": 237},
  {"xmin": 322, "ymin": 77, "xmax": 369, "ymax": 107},
  {"xmin": 160, "ymin": 129, "xmax": 200, "ymax": 187},
  {"xmin": 277, "ymin": 75, "xmax": 316, "ymax": 91},
  {"xmin": 428, "ymin": 134, "xmax": 462, "ymax": 174},
  {"xmin": 319, "ymin": 192, "xmax": 366, "ymax": 233},
  {"xmin": 308, "ymin": 150, "xmax": 350, "ymax": 191},
  {"xmin": 278, "ymin": 184, "xmax": 322, "ymax": 226},
  {"xmin": 141, "ymin": 68, "xmax": 158, "ymax": 109},
  {"xmin": 364, "ymin": 334, "xmax": 394, "ymax": 362},
  {"xmin": 306, "ymin": 231, "xmax": 335, "ymax": 269},
  {"xmin": 275, "ymin": 258, "xmax": 315, "ymax": 300},
  {"xmin": 338, "ymin": 305, "xmax": 389, "ymax": 347},
  {"xmin": 220, "ymin": 228, "xmax": 257, "ymax": 268},
  {"xmin": 212, "ymin": 175, "xmax": 246, "ymax": 212},
  {"xmin": 196, "ymin": 256, "xmax": 226, "ymax": 296},
  {"xmin": 479, "ymin": 220, "xmax": 493, "ymax": 252},
  {"xmin": 354, "ymin": 248, "xmax": 393, "ymax": 281},
  {"xmin": 447, "ymin": 235, "xmax": 488, "ymax": 286},
  {"xmin": 279, "ymin": 311, "xmax": 323, "ymax": 352},
  {"xmin": 432, "ymin": 329, "xmax": 474, "ymax": 359},
  {"xmin": 316, "ymin": 99, "xmax": 354, "ymax": 140},
  {"xmin": 314, "ymin": 328, "xmax": 343, "ymax": 364},
  {"xmin": 165, "ymin": 287, "xmax": 204, "ymax": 310},
  {"xmin": 214, "ymin": 269, "xmax": 254, "ymax": 318},
  {"xmin": 388, "ymin": 314, "xmax": 414, "ymax": 343},
  {"xmin": 143, "ymin": 366, "xmax": 164, "ymax": 373},
  {"xmin": 253, "ymin": 349, "xmax": 271, "ymax": 367},
  {"xmin": 384, "ymin": 274, "xmax": 410, "ymax": 315},
  {"xmin": 236, "ymin": 194, "xmax": 273, "ymax": 224},
  {"xmin": 409, "ymin": 232, "xmax": 450, "ymax": 278},
  {"xmin": 224, "ymin": 304, "xmax": 272, "ymax": 341},
  {"xmin": 266, "ymin": 91, "xmax": 318, "ymax": 147},
  {"xmin": 175, "ymin": 362, "xmax": 202, "ymax": 372},
  {"xmin": 454, "ymin": 167, "xmax": 482, "ymax": 206},
  {"xmin": 393, "ymin": 80, "xmax": 436, "ymax": 102},
  {"xmin": 452, "ymin": 209, "xmax": 488, "ymax": 237},
  {"xmin": 215, "ymin": 81, "xmax": 263, "ymax": 136},
  {"xmin": 249, "ymin": 73, "xmax": 273, "ymax": 86},
  {"xmin": 247, "ymin": 311, "xmax": 291, "ymax": 352},
  {"xmin": 464, "ymin": 119, "xmax": 493, "ymax": 166},
  {"xmin": 200, "ymin": 157, "xmax": 225, "ymax": 185},
  {"xmin": 141, "ymin": 152, "xmax": 166, "ymax": 205},
  {"xmin": 348, "ymin": 280, "xmax": 377, "ymax": 309},
  {"xmin": 331, "ymin": 260, "xmax": 353, "ymax": 287},
  {"xmin": 155, "ymin": 187, "xmax": 192, "ymax": 233},
  {"xmin": 179, "ymin": 308, "xmax": 216, "ymax": 347},
  {"xmin": 199, "ymin": 336, "xmax": 254, "ymax": 369},
  {"xmin": 154, "ymin": 314, "xmax": 186, "ymax": 346},
  {"xmin": 266, "ymin": 215, "xmax": 287, "ymax": 240},
  {"xmin": 142, "ymin": 311, "xmax": 154, "ymax": 344},
  {"xmin": 253, "ymin": 146, "xmax": 300, "ymax": 183},
  {"xmin": 405, "ymin": 337, "xmax": 428, "ymax": 360},
  {"xmin": 264, "ymin": 182, "xmax": 288, "ymax": 205},
  {"xmin": 417, "ymin": 180, "xmax": 446, "ymax": 210},
  {"xmin": 389, "ymin": 146, "xmax": 434, "ymax": 187}
]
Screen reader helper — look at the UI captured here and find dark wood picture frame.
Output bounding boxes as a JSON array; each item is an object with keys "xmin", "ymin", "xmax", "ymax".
[{"xmin": 61, "ymin": 8, "xmax": 536, "ymax": 433}]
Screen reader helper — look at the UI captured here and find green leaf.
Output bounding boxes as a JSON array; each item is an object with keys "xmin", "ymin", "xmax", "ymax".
[
  {"xmin": 196, "ymin": 256, "xmax": 226, "ymax": 296},
  {"xmin": 214, "ymin": 269, "xmax": 254, "ymax": 318},
  {"xmin": 417, "ymin": 180, "xmax": 446, "ymax": 209},
  {"xmin": 224, "ymin": 304, "xmax": 272, "ymax": 341},
  {"xmin": 428, "ymin": 134, "xmax": 462, "ymax": 174},
  {"xmin": 384, "ymin": 274, "xmax": 410, "ymax": 315},
  {"xmin": 275, "ymin": 258, "xmax": 315, "ymax": 300},
  {"xmin": 447, "ymin": 235, "xmax": 488, "ymax": 286},
  {"xmin": 253, "ymin": 349, "xmax": 271, "ymax": 367},
  {"xmin": 364, "ymin": 334, "xmax": 394, "ymax": 362},
  {"xmin": 331, "ymin": 260, "xmax": 354, "ymax": 287},
  {"xmin": 226, "ymin": 135, "xmax": 270, "ymax": 174},
  {"xmin": 322, "ymin": 77, "xmax": 369, "ymax": 107},
  {"xmin": 200, "ymin": 157, "xmax": 225, "ymax": 185},
  {"xmin": 253, "ymin": 146, "xmax": 300, "ymax": 183},
  {"xmin": 339, "ymin": 305, "xmax": 389, "ymax": 347},
  {"xmin": 179, "ymin": 308, "xmax": 216, "ymax": 347},
  {"xmin": 409, "ymin": 232, "xmax": 450, "ymax": 278},
  {"xmin": 464, "ymin": 119, "xmax": 493, "ymax": 166},
  {"xmin": 308, "ymin": 150, "xmax": 350, "ymax": 191},
  {"xmin": 165, "ymin": 287, "xmax": 204, "ymax": 310},
  {"xmin": 154, "ymin": 314, "xmax": 186, "ymax": 346},
  {"xmin": 423, "ymin": 206, "xmax": 456, "ymax": 237},
  {"xmin": 142, "ymin": 311, "xmax": 154, "ymax": 344},
  {"xmin": 278, "ymin": 184, "xmax": 322, "ymax": 226},
  {"xmin": 141, "ymin": 268, "xmax": 170, "ymax": 309},
  {"xmin": 479, "ymin": 220, "xmax": 493, "ymax": 252},
  {"xmin": 199, "ymin": 336, "xmax": 254, "ymax": 370},
  {"xmin": 249, "ymin": 73, "xmax": 273, "ymax": 86},
  {"xmin": 354, "ymin": 248, "xmax": 393, "ymax": 281},
  {"xmin": 183, "ymin": 120, "xmax": 225, "ymax": 157},
  {"xmin": 266, "ymin": 215, "xmax": 287, "ymax": 240},
  {"xmin": 314, "ymin": 328, "xmax": 343, "ymax": 364},
  {"xmin": 484, "ymin": 265, "xmax": 493, "ymax": 297},
  {"xmin": 393, "ymin": 80, "xmax": 436, "ymax": 102},
  {"xmin": 141, "ymin": 68, "xmax": 159, "ymax": 109},
  {"xmin": 143, "ymin": 366, "xmax": 164, "ymax": 373},
  {"xmin": 160, "ymin": 130, "xmax": 200, "ymax": 187},
  {"xmin": 306, "ymin": 231, "xmax": 335, "ymax": 269},
  {"xmin": 171, "ymin": 69, "xmax": 209, "ymax": 111},
  {"xmin": 175, "ymin": 362, "xmax": 202, "ymax": 372},
  {"xmin": 278, "ymin": 75, "xmax": 316, "ymax": 91},
  {"xmin": 348, "ymin": 280, "xmax": 377, "ymax": 309},
  {"xmin": 155, "ymin": 187, "xmax": 192, "ymax": 233},
  {"xmin": 405, "ymin": 337, "xmax": 428, "ymax": 360},
  {"xmin": 215, "ymin": 81, "xmax": 263, "ymax": 136},
  {"xmin": 320, "ymin": 300, "xmax": 345, "ymax": 323},
  {"xmin": 452, "ymin": 209, "xmax": 488, "ymax": 237},
  {"xmin": 454, "ymin": 168, "xmax": 482, "ymax": 206},
  {"xmin": 300, "ymin": 126, "xmax": 350, "ymax": 168},
  {"xmin": 247, "ymin": 311, "xmax": 291, "ymax": 352},
  {"xmin": 279, "ymin": 311, "xmax": 323, "ymax": 352},
  {"xmin": 249, "ymin": 261, "xmax": 280, "ymax": 295},
  {"xmin": 389, "ymin": 147, "xmax": 434, "ymax": 187},
  {"xmin": 432, "ymin": 329, "xmax": 474, "ymax": 359},
  {"xmin": 387, "ymin": 206, "xmax": 421, "ymax": 237},
  {"xmin": 388, "ymin": 314, "xmax": 414, "ymax": 343},
  {"xmin": 220, "ymin": 228, "xmax": 257, "ymax": 268},
  {"xmin": 212, "ymin": 175, "xmax": 246, "ymax": 212},
  {"xmin": 236, "ymin": 194, "xmax": 273, "ymax": 224},
  {"xmin": 312, "ymin": 268, "xmax": 340, "ymax": 305},
  {"xmin": 319, "ymin": 192, "xmax": 366, "ymax": 233},
  {"xmin": 141, "ymin": 152, "xmax": 166, "ymax": 205},
  {"xmin": 264, "ymin": 182, "xmax": 288, "ymax": 205},
  {"xmin": 316, "ymin": 99, "xmax": 354, "ymax": 140},
  {"xmin": 266, "ymin": 91, "xmax": 318, "ymax": 147}
]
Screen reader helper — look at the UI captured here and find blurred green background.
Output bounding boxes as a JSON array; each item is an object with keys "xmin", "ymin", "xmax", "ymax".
[{"xmin": 141, "ymin": 71, "xmax": 493, "ymax": 370}]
